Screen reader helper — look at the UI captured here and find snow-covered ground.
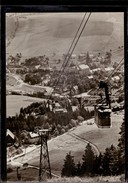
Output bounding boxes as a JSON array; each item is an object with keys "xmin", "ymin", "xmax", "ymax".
[
  {"xmin": 7, "ymin": 95, "xmax": 47, "ymax": 117},
  {"xmin": 7, "ymin": 144, "xmax": 40, "ymax": 168},
  {"xmin": 7, "ymin": 72, "xmax": 53, "ymax": 94},
  {"xmin": 9, "ymin": 112, "xmax": 123, "ymax": 176}
]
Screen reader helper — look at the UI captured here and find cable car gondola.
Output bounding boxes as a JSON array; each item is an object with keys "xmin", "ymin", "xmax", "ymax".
[
  {"xmin": 94, "ymin": 81, "xmax": 112, "ymax": 128},
  {"xmin": 94, "ymin": 104, "xmax": 111, "ymax": 128}
]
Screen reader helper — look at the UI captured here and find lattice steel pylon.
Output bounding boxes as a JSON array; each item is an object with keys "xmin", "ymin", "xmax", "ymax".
[{"xmin": 37, "ymin": 130, "xmax": 52, "ymax": 181}]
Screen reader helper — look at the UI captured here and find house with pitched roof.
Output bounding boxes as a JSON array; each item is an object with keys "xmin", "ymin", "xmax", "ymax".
[{"xmin": 6, "ymin": 129, "xmax": 15, "ymax": 146}]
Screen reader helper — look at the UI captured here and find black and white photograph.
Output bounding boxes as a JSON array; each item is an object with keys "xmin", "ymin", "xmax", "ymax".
[{"xmin": 6, "ymin": 12, "xmax": 125, "ymax": 181}]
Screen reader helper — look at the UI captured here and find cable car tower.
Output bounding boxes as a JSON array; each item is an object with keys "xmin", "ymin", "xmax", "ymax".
[{"xmin": 34, "ymin": 128, "xmax": 52, "ymax": 181}]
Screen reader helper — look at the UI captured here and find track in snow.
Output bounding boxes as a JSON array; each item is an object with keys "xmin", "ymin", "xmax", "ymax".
[{"xmin": 68, "ymin": 132, "xmax": 100, "ymax": 156}]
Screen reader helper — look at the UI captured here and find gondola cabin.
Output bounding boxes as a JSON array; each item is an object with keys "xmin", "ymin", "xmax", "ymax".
[
  {"xmin": 94, "ymin": 80, "xmax": 112, "ymax": 128},
  {"xmin": 94, "ymin": 104, "xmax": 111, "ymax": 128}
]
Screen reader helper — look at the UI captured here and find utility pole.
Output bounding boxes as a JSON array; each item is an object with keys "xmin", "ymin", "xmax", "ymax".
[
  {"xmin": 77, "ymin": 96, "xmax": 82, "ymax": 109},
  {"xmin": 36, "ymin": 129, "xmax": 52, "ymax": 181},
  {"xmin": 16, "ymin": 167, "xmax": 21, "ymax": 180}
]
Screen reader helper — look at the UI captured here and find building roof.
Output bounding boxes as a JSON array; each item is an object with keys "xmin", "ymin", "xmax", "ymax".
[
  {"xmin": 73, "ymin": 85, "xmax": 78, "ymax": 90},
  {"xmin": 75, "ymin": 92, "xmax": 90, "ymax": 98},
  {"xmin": 112, "ymin": 76, "xmax": 120, "ymax": 80},
  {"xmin": 89, "ymin": 54, "xmax": 94, "ymax": 58},
  {"xmin": 6, "ymin": 129, "xmax": 15, "ymax": 139},
  {"xmin": 79, "ymin": 53, "xmax": 86, "ymax": 57},
  {"xmin": 55, "ymin": 108, "xmax": 67, "ymax": 113},
  {"xmin": 91, "ymin": 68, "xmax": 101, "ymax": 72},
  {"xmin": 78, "ymin": 64, "xmax": 89, "ymax": 70},
  {"xmin": 29, "ymin": 132, "xmax": 39, "ymax": 138},
  {"xmin": 71, "ymin": 54, "xmax": 76, "ymax": 58},
  {"xmin": 35, "ymin": 64, "xmax": 41, "ymax": 69},
  {"xmin": 88, "ymin": 75, "xmax": 93, "ymax": 79},
  {"xmin": 105, "ymin": 67, "xmax": 114, "ymax": 71},
  {"xmin": 72, "ymin": 106, "xmax": 78, "ymax": 112},
  {"xmin": 55, "ymin": 102, "xmax": 61, "ymax": 108}
]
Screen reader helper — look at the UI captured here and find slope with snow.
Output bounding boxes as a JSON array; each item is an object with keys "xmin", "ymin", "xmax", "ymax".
[{"xmin": 6, "ymin": 13, "xmax": 124, "ymax": 57}]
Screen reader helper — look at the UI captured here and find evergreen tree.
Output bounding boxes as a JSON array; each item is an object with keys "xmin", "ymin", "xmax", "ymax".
[
  {"xmin": 54, "ymin": 129, "xmax": 59, "ymax": 137},
  {"xmin": 20, "ymin": 107, "xmax": 25, "ymax": 116},
  {"xmin": 93, "ymin": 153, "xmax": 103, "ymax": 175},
  {"xmin": 101, "ymin": 145, "xmax": 118, "ymax": 176},
  {"xmin": 43, "ymin": 122, "xmax": 50, "ymax": 129},
  {"xmin": 81, "ymin": 143, "xmax": 95, "ymax": 176},
  {"xmin": 101, "ymin": 147, "xmax": 111, "ymax": 175},
  {"xmin": 109, "ymin": 145, "xmax": 120, "ymax": 175},
  {"xmin": 61, "ymin": 152, "xmax": 76, "ymax": 177},
  {"xmin": 86, "ymin": 52, "xmax": 91, "ymax": 65},
  {"xmin": 66, "ymin": 100, "xmax": 72, "ymax": 112},
  {"xmin": 104, "ymin": 51, "xmax": 112, "ymax": 65},
  {"xmin": 101, "ymin": 145, "xmax": 120, "ymax": 176},
  {"xmin": 76, "ymin": 161, "xmax": 82, "ymax": 176},
  {"xmin": 118, "ymin": 121, "xmax": 125, "ymax": 173}
]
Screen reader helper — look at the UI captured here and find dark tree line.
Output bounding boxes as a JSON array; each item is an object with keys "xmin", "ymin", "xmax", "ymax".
[
  {"xmin": 24, "ymin": 73, "xmax": 42, "ymax": 85},
  {"xmin": 7, "ymin": 102, "xmax": 94, "ymax": 143},
  {"xmin": 61, "ymin": 121, "xmax": 125, "ymax": 177}
]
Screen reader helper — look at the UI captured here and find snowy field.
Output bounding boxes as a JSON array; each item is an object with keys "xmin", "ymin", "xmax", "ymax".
[
  {"xmin": 10, "ymin": 112, "xmax": 123, "ymax": 176},
  {"xmin": 6, "ymin": 95, "xmax": 46, "ymax": 117}
]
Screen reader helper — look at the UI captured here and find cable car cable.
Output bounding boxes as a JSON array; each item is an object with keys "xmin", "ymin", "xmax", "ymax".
[
  {"xmin": 51, "ymin": 13, "xmax": 89, "ymax": 91},
  {"xmin": 48, "ymin": 13, "xmax": 91, "ymax": 99},
  {"xmin": 51, "ymin": 13, "xmax": 91, "ymax": 93},
  {"xmin": 60, "ymin": 13, "xmax": 87, "ymax": 69},
  {"xmin": 82, "ymin": 57, "xmax": 124, "ymax": 101},
  {"xmin": 46, "ymin": 13, "xmax": 88, "ymax": 99},
  {"xmin": 106, "ymin": 57, "xmax": 124, "ymax": 81}
]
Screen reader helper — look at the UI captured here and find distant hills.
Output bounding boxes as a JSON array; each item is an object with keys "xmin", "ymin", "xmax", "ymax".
[{"xmin": 6, "ymin": 13, "xmax": 124, "ymax": 58}]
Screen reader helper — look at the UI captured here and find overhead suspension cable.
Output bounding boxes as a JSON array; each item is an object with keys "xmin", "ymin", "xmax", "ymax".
[
  {"xmin": 52, "ymin": 13, "xmax": 88, "ymax": 87},
  {"xmin": 112, "ymin": 48, "xmax": 123, "ymax": 54},
  {"xmin": 106, "ymin": 57, "xmax": 124, "ymax": 81},
  {"xmin": 60, "ymin": 13, "xmax": 87, "ymax": 69},
  {"xmin": 47, "ymin": 13, "xmax": 87, "ymax": 99},
  {"xmin": 48, "ymin": 13, "xmax": 91, "ymax": 98},
  {"xmin": 59, "ymin": 13, "xmax": 91, "ymax": 72},
  {"xmin": 47, "ymin": 12, "xmax": 91, "ymax": 99},
  {"xmin": 86, "ymin": 57, "xmax": 124, "ymax": 97}
]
